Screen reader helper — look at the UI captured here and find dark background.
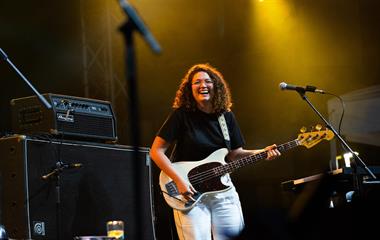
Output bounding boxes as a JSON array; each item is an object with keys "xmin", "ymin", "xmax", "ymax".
[{"xmin": 1, "ymin": 0, "xmax": 380, "ymax": 239}]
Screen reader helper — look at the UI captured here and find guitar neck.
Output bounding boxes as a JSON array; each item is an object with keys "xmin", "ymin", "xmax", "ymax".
[{"xmin": 218, "ymin": 139, "xmax": 300, "ymax": 175}]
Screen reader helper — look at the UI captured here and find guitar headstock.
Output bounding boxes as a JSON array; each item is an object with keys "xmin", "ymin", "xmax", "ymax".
[{"xmin": 297, "ymin": 124, "xmax": 334, "ymax": 148}]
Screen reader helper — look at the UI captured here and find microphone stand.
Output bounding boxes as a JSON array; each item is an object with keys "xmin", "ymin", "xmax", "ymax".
[
  {"xmin": 0, "ymin": 48, "xmax": 51, "ymax": 109},
  {"xmin": 42, "ymin": 160, "xmax": 82, "ymax": 240},
  {"xmin": 117, "ymin": 1, "xmax": 161, "ymax": 239},
  {"xmin": 42, "ymin": 161, "xmax": 65, "ymax": 240},
  {"xmin": 295, "ymin": 89, "xmax": 376, "ymax": 200}
]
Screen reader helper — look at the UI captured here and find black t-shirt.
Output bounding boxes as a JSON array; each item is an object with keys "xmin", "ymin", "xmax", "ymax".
[{"xmin": 157, "ymin": 107, "xmax": 245, "ymax": 162}]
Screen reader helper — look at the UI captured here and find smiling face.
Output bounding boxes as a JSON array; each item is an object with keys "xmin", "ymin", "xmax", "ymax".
[{"xmin": 191, "ymin": 71, "xmax": 214, "ymax": 113}]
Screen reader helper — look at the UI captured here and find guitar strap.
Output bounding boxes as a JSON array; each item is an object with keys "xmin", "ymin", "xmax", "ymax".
[
  {"xmin": 218, "ymin": 113, "xmax": 231, "ymax": 151},
  {"xmin": 168, "ymin": 113, "xmax": 231, "ymax": 160}
]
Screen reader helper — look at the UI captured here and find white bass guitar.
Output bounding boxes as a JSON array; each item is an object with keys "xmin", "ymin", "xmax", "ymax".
[{"xmin": 159, "ymin": 125, "xmax": 334, "ymax": 211}]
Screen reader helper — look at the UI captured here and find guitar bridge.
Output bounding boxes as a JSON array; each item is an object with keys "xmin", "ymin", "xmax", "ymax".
[{"xmin": 165, "ymin": 181, "xmax": 179, "ymax": 196}]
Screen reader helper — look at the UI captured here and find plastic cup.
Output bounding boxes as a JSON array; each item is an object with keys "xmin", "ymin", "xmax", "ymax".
[{"xmin": 106, "ymin": 220, "xmax": 124, "ymax": 240}]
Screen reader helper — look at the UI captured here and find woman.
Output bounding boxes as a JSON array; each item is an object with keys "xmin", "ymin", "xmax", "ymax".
[{"xmin": 150, "ymin": 63, "xmax": 280, "ymax": 240}]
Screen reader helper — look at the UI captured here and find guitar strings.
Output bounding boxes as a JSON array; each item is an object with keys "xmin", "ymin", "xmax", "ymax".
[
  {"xmin": 174, "ymin": 130, "xmax": 326, "ymax": 187},
  {"xmin": 187, "ymin": 151, "xmax": 268, "ymax": 185},
  {"xmin": 187, "ymin": 140, "xmax": 299, "ymax": 185},
  {"xmin": 189, "ymin": 154, "xmax": 263, "ymax": 185}
]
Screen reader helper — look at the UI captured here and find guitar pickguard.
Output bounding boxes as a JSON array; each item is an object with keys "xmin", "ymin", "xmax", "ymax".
[{"xmin": 188, "ymin": 161, "xmax": 230, "ymax": 193}]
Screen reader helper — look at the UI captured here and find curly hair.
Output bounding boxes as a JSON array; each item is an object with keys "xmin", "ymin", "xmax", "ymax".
[{"xmin": 172, "ymin": 63, "xmax": 232, "ymax": 113}]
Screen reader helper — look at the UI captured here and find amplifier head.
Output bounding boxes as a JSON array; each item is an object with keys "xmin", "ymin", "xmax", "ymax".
[{"xmin": 10, "ymin": 93, "xmax": 117, "ymax": 142}]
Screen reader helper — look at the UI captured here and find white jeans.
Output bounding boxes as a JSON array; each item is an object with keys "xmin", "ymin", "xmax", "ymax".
[{"xmin": 173, "ymin": 187, "xmax": 245, "ymax": 240}]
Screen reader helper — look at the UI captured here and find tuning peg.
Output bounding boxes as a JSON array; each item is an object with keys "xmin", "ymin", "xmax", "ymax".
[
  {"xmin": 315, "ymin": 124, "xmax": 322, "ymax": 131},
  {"xmin": 300, "ymin": 126, "xmax": 307, "ymax": 133}
]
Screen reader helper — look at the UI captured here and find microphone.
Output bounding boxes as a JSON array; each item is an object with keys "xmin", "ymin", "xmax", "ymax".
[
  {"xmin": 41, "ymin": 163, "xmax": 83, "ymax": 180},
  {"xmin": 279, "ymin": 82, "xmax": 325, "ymax": 94},
  {"xmin": 118, "ymin": 0, "xmax": 162, "ymax": 54},
  {"xmin": 63, "ymin": 163, "xmax": 83, "ymax": 169}
]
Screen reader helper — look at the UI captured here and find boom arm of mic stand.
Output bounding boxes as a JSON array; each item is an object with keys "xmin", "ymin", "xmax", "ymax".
[
  {"xmin": 296, "ymin": 90, "xmax": 376, "ymax": 180},
  {"xmin": 0, "ymin": 48, "xmax": 52, "ymax": 109}
]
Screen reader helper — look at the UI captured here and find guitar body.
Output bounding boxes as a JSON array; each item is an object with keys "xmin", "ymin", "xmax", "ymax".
[{"xmin": 159, "ymin": 148, "xmax": 232, "ymax": 211}]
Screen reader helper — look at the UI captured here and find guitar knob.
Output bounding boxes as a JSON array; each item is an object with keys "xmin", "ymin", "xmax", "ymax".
[
  {"xmin": 315, "ymin": 124, "xmax": 322, "ymax": 131},
  {"xmin": 300, "ymin": 126, "xmax": 307, "ymax": 133}
]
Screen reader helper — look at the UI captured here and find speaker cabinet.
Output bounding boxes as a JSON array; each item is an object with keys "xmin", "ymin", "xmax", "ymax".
[{"xmin": 0, "ymin": 135, "xmax": 156, "ymax": 240}]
